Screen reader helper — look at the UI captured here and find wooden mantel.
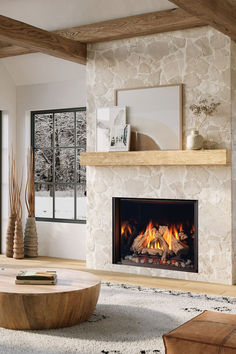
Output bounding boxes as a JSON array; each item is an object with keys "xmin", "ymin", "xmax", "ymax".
[{"xmin": 80, "ymin": 150, "xmax": 231, "ymax": 166}]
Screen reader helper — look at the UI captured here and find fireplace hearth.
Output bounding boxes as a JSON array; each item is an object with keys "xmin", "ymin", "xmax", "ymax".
[{"xmin": 113, "ymin": 198, "xmax": 198, "ymax": 272}]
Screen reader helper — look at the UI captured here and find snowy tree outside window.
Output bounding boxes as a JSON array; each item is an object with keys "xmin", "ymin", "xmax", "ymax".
[{"xmin": 31, "ymin": 107, "xmax": 86, "ymax": 222}]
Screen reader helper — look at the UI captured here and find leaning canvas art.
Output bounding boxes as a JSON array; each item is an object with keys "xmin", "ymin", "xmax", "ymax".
[{"xmin": 115, "ymin": 84, "xmax": 182, "ymax": 150}]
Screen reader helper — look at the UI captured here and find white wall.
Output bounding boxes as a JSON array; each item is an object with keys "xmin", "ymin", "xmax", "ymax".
[
  {"xmin": 16, "ymin": 79, "xmax": 87, "ymax": 260},
  {"xmin": 0, "ymin": 62, "xmax": 16, "ymax": 254},
  {"xmin": 3, "ymin": 53, "xmax": 86, "ymax": 86}
]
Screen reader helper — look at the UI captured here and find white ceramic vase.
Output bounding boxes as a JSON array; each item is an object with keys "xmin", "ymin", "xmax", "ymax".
[{"xmin": 186, "ymin": 130, "xmax": 203, "ymax": 150}]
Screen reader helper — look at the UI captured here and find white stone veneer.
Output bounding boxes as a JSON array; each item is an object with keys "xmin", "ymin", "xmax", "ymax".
[
  {"xmin": 87, "ymin": 166, "xmax": 231, "ymax": 284},
  {"xmin": 86, "ymin": 26, "xmax": 235, "ymax": 284}
]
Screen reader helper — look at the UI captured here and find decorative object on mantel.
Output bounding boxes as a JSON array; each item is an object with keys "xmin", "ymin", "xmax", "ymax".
[
  {"xmin": 115, "ymin": 84, "xmax": 183, "ymax": 151},
  {"xmin": 186, "ymin": 129, "xmax": 204, "ymax": 150},
  {"xmin": 187, "ymin": 98, "xmax": 221, "ymax": 150},
  {"xmin": 109, "ymin": 124, "xmax": 131, "ymax": 152},
  {"xmin": 6, "ymin": 152, "xmax": 17, "ymax": 258},
  {"xmin": 13, "ymin": 170, "xmax": 24, "ymax": 259},
  {"xmin": 24, "ymin": 150, "xmax": 38, "ymax": 258},
  {"xmin": 96, "ymin": 106, "xmax": 126, "ymax": 152}
]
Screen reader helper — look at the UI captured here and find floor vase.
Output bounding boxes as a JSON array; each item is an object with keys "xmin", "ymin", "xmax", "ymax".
[
  {"xmin": 6, "ymin": 214, "xmax": 16, "ymax": 258},
  {"xmin": 13, "ymin": 218, "xmax": 24, "ymax": 259},
  {"xmin": 24, "ymin": 216, "xmax": 38, "ymax": 257}
]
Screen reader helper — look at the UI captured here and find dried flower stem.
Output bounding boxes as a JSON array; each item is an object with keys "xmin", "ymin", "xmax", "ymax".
[
  {"xmin": 15, "ymin": 168, "xmax": 23, "ymax": 221},
  {"xmin": 189, "ymin": 98, "xmax": 220, "ymax": 131},
  {"xmin": 9, "ymin": 149, "xmax": 17, "ymax": 216},
  {"xmin": 25, "ymin": 149, "xmax": 35, "ymax": 217}
]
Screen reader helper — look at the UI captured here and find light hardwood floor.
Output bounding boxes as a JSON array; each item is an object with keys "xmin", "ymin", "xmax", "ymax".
[{"xmin": 1, "ymin": 254, "xmax": 236, "ymax": 297}]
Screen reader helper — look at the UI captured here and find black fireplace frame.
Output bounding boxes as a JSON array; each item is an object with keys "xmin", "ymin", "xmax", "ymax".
[{"xmin": 112, "ymin": 197, "xmax": 198, "ymax": 273}]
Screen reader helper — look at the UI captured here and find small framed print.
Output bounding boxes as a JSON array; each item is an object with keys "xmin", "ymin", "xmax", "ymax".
[
  {"xmin": 96, "ymin": 106, "xmax": 126, "ymax": 152},
  {"xmin": 109, "ymin": 124, "xmax": 131, "ymax": 152}
]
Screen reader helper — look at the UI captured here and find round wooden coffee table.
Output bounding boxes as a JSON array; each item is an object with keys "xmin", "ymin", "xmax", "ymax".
[{"xmin": 0, "ymin": 268, "xmax": 101, "ymax": 330}]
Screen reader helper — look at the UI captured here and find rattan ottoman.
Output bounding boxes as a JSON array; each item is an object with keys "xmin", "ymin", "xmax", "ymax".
[{"xmin": 163, "ymin": 310, "xmax": 236, "ymax": 354}]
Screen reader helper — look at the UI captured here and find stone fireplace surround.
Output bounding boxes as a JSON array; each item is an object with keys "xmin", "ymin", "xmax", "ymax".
[
  {"xmin": 86, "ymin": 164, "xmax": 231, "ymax": 284},
  {"xmin": 85, "ymin": 26, "xmax": 236, "ymax": 285}
]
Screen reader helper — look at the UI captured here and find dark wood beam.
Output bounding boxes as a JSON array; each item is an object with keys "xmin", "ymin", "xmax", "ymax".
[
  {"xmin": 0, "ymin": 9, "xmax": 206, "ymax": 59},
  {"xmin": 0, "ymin": 41, "xmax": 34, "ymax": 58},
  {"xmin": 0, "ymin": 14, "xmax": 86, "ymax": 64},
  {"xmin": 169, "ymin": 0, "xmax": 236, "ymax": 41}
]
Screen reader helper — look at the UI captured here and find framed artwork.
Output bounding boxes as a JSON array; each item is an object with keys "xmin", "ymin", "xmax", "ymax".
[
  {"xmin": 96, "ymin": 106, "xmax": 126, "ymax": 152},
  {"xmin": 109, "ymin": 124, "xmax": 131, "ymax": 152},
  {"xmin": 115, "ymin": 84, "xmax": 183, "ymax": 150}
]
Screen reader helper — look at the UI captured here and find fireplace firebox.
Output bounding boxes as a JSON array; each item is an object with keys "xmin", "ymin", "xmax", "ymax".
[{"xmin": 112, "ymin": 198, "xmax": 198, "ymax": 272}]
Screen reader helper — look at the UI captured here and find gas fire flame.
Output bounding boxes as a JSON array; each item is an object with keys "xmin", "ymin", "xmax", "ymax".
[
  {"xmin": 121, "ymin": 222, "xmax": 132, "ymax": 239},
  {"xmin": 121, "ymin": 220, "xmax": 187, "ymax": 251}
]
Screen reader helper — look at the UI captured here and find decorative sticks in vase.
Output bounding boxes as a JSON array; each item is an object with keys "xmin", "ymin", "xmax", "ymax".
[
  {"xmin": 6, "ymin": 149, "xmax": 38, "ymax": 259},
  {"xmin": 13, "ymin": 171, "xmax": 24, "ymax": 259},
  {"xmin": 6, "ymin": 152, "xmax": 17, "ymax": 257},
  {"xmin": 24, "ymin": 149, "xmax": 38, "ymax": 257}
]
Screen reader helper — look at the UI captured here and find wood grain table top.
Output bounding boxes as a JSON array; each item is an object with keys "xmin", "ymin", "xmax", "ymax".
[{"xmin": 0, "ymin": 268, "xmax": 101, "ymax": 294}]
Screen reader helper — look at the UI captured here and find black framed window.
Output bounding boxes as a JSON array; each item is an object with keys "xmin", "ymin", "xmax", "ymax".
[{"xmin": 31, "ymin": 107, "xmax": 86, "ymax": 223}]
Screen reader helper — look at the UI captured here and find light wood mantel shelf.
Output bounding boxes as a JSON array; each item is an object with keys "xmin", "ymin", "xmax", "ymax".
[{"xmin": 80, "ymin": 150, "xmax": 231, "ymax": 166}]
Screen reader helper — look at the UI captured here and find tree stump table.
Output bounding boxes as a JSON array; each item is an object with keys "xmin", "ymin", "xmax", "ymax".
[{"xmin": 0, "ymin": 268, "xmax": 101, "ymax": 330}]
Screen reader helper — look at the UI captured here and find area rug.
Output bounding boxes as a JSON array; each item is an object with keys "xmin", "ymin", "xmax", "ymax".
[{"xmin": 1, "ymin": 282, "xmax": 236, "ymax": 354}]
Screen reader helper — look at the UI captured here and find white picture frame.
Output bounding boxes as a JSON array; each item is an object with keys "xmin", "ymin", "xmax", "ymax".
[
  {"xmin": 96, "ymin": 106, "xmax": 126, "ymax": 152},
  {"xmin": 115, "ymin": 84, "xmax": 183, "ymax": 150}
]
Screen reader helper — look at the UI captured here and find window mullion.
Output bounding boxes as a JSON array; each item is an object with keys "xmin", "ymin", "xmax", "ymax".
[
  {"xmin": 74, "ymin": 111, "xmax": 77, "ymax": 220},
  {"xmin": 52, "ymin": 112, "xmax": 55, "ymax": 219}
]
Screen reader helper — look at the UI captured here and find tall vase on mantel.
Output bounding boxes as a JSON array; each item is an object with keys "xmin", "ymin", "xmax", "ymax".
[
  {"xmin": 186, "ymin": 130, "xmax": 203, "ymax": 150},
  {"xmin": 24, "ymin": 150, "xmax": 38, "ymax": 257}
]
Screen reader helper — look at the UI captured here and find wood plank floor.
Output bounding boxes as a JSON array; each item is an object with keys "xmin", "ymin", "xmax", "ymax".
[{"xmin": 1, "ymin": 255, "xmax": 236, "ymax": 297}]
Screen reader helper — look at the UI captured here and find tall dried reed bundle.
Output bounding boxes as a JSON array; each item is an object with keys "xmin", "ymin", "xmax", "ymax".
[
  {"xmin": 6, "ymin": 150, "xmax": 17, "ymax": 257},
  {"xmin": 13, "ymin": 169, "xmax": 24, "ymax": 259},
  {"xmin": 25, "ymin": 149, "xmax": 35, "ymax": 217},
  {"xmin": 24, "ymin": 149, "xmax": 38, "ymax": 257},
  {"xmin": 9, "ymin": 150, "xmax": 17, "ymax": 216},
  {"xmin": 15, "ymin": 169, "xmax": 23, "ymax": 221}
]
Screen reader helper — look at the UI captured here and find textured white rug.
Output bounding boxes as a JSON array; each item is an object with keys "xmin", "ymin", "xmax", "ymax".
[{"xmin": 1, "ymin": 282, "xmax": 236, "ymax": 354}]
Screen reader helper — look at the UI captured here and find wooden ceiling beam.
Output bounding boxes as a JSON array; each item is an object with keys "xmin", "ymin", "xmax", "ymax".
[
  {"xmin": 55, "ymin": 8, "xmax": 206, "ymax": 43},
  {"xmin": 0, "ymin": 41, "xmax": 34, "ymax": 58},
  {"xmin": 0, "ymin": 9, "xmax": 206, "ymax": 59},
  {"xmin": 169, "ymin": 0, "xmax": 236, "ymax": 41},
  {"xmin": 0, "ymin": 14, "xmax": 86, "ymax": 64}
]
